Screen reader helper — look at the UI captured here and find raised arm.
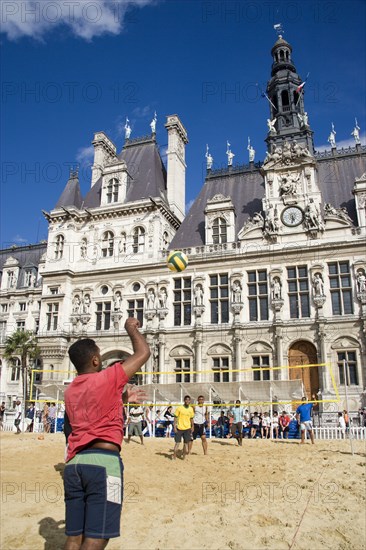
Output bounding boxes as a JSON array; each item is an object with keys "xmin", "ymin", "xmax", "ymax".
[{"xmin": 121, "ymin": 318, "xmax": 151, "ymax": 380}]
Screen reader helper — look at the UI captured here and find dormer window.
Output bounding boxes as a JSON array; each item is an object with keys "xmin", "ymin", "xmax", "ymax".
[
  {"xmin": 101, "ymin": 231, "xmax": 114, "ymax": 257},
  {"xmin": 132, "ymin": 227, "xmax": 145, "ymax": 253},
  {"xmin": 55, "ymin": 235, "xmax": 64, "ymax": 260},
  {"xmin": 212, "ymin": 217, "xmax": 227, "ymax": 244},
  {"xmin": 106, "ymin": 178, "xmax": 119, "ymax": 203}
]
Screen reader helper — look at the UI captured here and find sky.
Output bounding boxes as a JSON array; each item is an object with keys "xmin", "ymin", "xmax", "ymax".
[{"xmin": 1, "ymin": 0, "xmax": 366, "ymax": 247}]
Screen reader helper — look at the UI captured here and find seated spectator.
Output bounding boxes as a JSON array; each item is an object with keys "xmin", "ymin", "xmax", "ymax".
[
  {"xmin": 251, "ymin": 412, "xmax": 260, "ymax": 438},
  {"xmin": 279, "ymin": 411, "xmax": 291, "ymax": 439},
  {"xmin": 272, "ymin": 411, "xmax": 280, "ymax": 438},
  {"xmin": 261, "ymin": 411, "xmax": 271, "ymax": 439}
]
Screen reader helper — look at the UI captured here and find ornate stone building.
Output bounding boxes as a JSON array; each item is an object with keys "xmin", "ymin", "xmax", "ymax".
[{"xmin": 1, "ymin": 36, "xmax": 365, "ymax": 411}]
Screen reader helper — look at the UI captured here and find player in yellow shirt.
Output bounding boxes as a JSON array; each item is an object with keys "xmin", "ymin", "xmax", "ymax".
[{"xmin": 173, "ymin": 395, "xmax": 194, "ymax": 460}]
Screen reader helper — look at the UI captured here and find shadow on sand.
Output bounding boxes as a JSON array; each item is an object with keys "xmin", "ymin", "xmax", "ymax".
[{"xmin": 38, "ymin": 517, "xmax": 66, "ymax": 550}]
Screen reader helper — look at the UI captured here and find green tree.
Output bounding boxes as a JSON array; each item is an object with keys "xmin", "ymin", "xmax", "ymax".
[{"xmin": 4, "ymin": 330, "xmax": 40, "ymax": 403}]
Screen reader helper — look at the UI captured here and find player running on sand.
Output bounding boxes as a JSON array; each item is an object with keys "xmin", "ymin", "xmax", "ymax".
[{"xmin": 63, "ymin": 318, "xmax": 150, "ymax": 550}]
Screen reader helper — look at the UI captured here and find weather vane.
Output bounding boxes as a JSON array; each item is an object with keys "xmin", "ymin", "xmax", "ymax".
[{"xmin": 273, "ymin": 23, "xmax": 284, "ymax": 38}]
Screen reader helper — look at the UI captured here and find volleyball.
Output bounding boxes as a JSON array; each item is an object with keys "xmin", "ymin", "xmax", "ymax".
[{"xmin": 167, "ymin": 250, "xmax": 188, "ymax": 272}]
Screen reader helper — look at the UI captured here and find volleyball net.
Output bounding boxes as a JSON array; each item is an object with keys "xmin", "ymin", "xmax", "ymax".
[{"xmin": 30, "ymin": 362, "xmax": 340, "ymax": 409}]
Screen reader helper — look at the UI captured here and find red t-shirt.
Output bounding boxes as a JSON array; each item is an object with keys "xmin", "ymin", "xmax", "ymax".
[
  {"xmin": 279, "ymin": 414, "xmax": 291, "ymax": 428},
  {"xmin": 65, "ymin": 363, "xmax": 128, "ymax": 462}
]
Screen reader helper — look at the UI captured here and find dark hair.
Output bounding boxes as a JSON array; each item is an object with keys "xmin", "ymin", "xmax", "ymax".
[
  {"xmin": 184, "ymin": 395, "xmax": 191, "ymax": 400},
  {"xmin": 198, "ymin": 395, "xmax": 204, "ymax": 399},
  {"xmin": 68, "ymin": 338, "xmax": 99, "ymax": 373}
]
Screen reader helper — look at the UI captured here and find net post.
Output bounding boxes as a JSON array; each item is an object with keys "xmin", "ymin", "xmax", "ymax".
[{"xmin": 342, "ymin": 360, "xmax": 354, "ymax": 456}]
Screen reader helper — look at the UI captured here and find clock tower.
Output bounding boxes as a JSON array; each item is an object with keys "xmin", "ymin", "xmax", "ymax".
[{"xmin": 260, "ymin": 36, "xmax": 324, "ymax": 242}]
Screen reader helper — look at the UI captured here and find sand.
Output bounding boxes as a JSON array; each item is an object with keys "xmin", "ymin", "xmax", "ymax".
[{"xmin": 0, "ymin": 432, "xmax": 365, "ymax": 550}]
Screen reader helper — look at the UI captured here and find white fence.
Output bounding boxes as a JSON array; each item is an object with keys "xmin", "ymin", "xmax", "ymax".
[{"xmin": 313, "ymin": 426, "xmax": 365, "ymax": 440}]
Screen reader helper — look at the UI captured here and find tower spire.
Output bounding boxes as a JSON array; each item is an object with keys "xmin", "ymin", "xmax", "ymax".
[{"xmin": 265, "ymin": 35, "xmax": 314, "ymax": 154}]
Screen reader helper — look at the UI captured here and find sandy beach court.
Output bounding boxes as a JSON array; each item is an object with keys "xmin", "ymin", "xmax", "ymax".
[{"xmin": 0, "ymin": 432, "xmax": 365, "ymax": 550}]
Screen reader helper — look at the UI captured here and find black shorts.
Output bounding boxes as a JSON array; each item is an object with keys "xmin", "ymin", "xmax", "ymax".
[
  {"xmin": 64, "ymin": 450, "xmax": 123, "ymax": 539},
  {"xmin": 174, "ymin": 429, "xmax": 192, "ymax": 444},
  {"xmin": 192, "ymin": 423, "xmax": 206, "ymax": 439}
]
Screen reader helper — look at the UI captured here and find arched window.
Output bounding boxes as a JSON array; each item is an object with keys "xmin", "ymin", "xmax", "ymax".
[
  {"xmin": 106, "ymin": 178, "xmax": 119, "ymax": 203},
  {"xmin": 55, "ymin": 235, "xmax": 64, "ymax": 260},
  {"xmin": 279, "ymin": 49, "xmax": 284, "ymax": 61},
  {"xmin": 132, "ymin": 227, "xmax": 145, "ymax": 253},
  {"xmin": 212, "ymin": 217, "xmax": 227, "ymax": 244},
  {"xmin": 281, "ymin": 90, "xmax": 289, "ymax": 107},
  {"xmin": 101, "ymin": 231, "xmax": 114, "ymax": 257}
]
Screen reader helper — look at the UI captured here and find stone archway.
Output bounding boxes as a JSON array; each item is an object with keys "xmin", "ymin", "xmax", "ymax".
[{"xmin": 288, "ymin": 341, "xmax": 319, "ymax": 398}]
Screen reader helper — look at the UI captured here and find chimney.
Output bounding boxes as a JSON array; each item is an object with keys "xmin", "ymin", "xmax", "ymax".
[
  {"xmin": 165, "ymin": 115, "xmax": 188, "ymax": 222},
  {"xmin": 91, "ymin": 131, "xmax": 117, "ymax": 187}
]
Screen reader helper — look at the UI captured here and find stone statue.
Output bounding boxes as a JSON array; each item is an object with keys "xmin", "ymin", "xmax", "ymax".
[
  {"xmin": 324, "ymin": 203, "xmax": 338, "ymax": 216},
  {"xmin": 83, "ymin": 294, "xmax": 91, "ymax": 314},
  {"xmin": 357, "ymin": 270, "xmax": 366, "ymax": 293},
  {"xmin": 31, "ymin": 272, "xmax": 37, "ymax": 287},
  {"xmin": 150, "ymin": 111, "xmax": 157, "ymax": 134},
  {"xmin": 80, "ymin": 238, "xmax": 87, "ymax": 259},
  {"xmin": 194, "ymin": 285, "xmax": 203, "ymax": 306},
  {"xmin": 119, "ymin": 233, "xmax": 126, "ymax": 254},
  {"xmin": 113, "ymin": 291, "xmax": 122, "ymax": 311},
  {"xmin": 280, "ymin": 172, "xmax": 299, "ymax": 196},
  {"xmin": 297, "ymin": 111, "xmax": 309, "ymax": 128},
  {"xmin": 271, "ymin": 277, "xmax": 282, "ymax": 300},
  {"xmin": 265, "ymin": 204, "xmax": 279, "ymax": 234},
  {"xmin": 351, "ymin": 119, "xmax": 361, "ymax": 145},
  {"xmin": 338, "ymin": 207, "xmax": 353, "ymax": 224},
  {"xmin": 247, "ymin": 138, "xmax": 255, "ymax": 162},
  {"xmin": 267, "ymin": 117, "xmax": 277, "ymax": 134},
  {"xmin": 158, "ymin": 288, "xmax": 167, "ymax": 308},
  {"xmin": 72, "ymin": 295, "xmax": 81, "ymax": 314},
  {"xmin": 226, "ymin": 141, "xmax": 235, "ymax": 166},
  {"xmin": 305, "ymin": 199, "xmax": 324, "ymax": 231},
  {"xmin": 252, "ymin": 212, "xmax": 264, "ymax": 227},
  {"xmin": 205, "ymin": 145, "xmax": 213, "ymax": 170},
  {"xmin": 312, "ymin": 273, "xmax": 325, "ymax": 296},
  {"xmin": 231, "ymin": 281, "xmax": 242, "ymax": 303},
  {"xmin": 124, "ymin": 117, "xmax": 131, "ymax": 140},
  {"xmin": 328, "ymin": 123, "xmax": 336, "ymax": 148},
  {"xmin": 147, "ymin": 289, "xmax": 156, "ymax": 309}
]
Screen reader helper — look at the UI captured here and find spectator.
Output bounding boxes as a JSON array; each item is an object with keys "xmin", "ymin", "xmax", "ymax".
[
  {"xmin": 48, "ymin": 402, "xmax": 57, "ymax": 433},
  {"xmin": 25, "ymin": 402, "xmax": 35, "ymax": 432},
  {"xmin": 279, "ymin": 411, "xmax": 291, "ymax": 439},
  {"xmin": 14, "ymin": 399, "xmax": 22, "ymax": 434},
  {"xmin": 143, "ymin": 405, "xmax": 153, "ymax": 437},
  {"xmin": 42, "ymin": 402, "xmax": 50, "ymax": 433},
  {"xmin": 127, "ymin": 404, "xmax": 145, "ymax": 445},
  {"xmin": 251, "ymin": 412, "xmax": 260, "ymax": 439},
  {"xmin": 231, "ymin": 400, "xmax": 244, "ymax": 446},
  {"xmin": 261, "ymin": 412, "xmax": 271, "ymax": 439},
  {"xmin": 190, "ymin": 395, "xmax": 208, "ymax": 455},
  {"xmin": 271, "ymin": 411, "xmax": 280, "ymax": 438},
  {"xmin": 164, "ymin": 406, "xmax": 175, "ymax": 437},
  {"xmin": 343, "ymin": 410, "xmax": 350, "ymax": 432},
  {"xmin": 0, "ymin": 402, "xmax": 5, "ymax": 431},
  {"xmin": 214, "ymin": 411, "xmax": 229, "ymax": 438},
  {"xmin": 338, "ymin": 412, "xmax": 346, "ymax": 439}
]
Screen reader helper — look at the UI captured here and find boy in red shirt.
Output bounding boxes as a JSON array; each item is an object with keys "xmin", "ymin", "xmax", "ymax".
[
  {"xmin": 63, "ymin": 318, "xmax": 150, "ymax": 550},
  {"xmin": 279, "ymin": 411, "xmax": 291, "ymax": 439}
]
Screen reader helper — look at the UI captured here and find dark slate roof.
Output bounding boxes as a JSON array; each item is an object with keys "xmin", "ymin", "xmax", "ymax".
[
  {"xmin": 83, "ymin": 139, "xmax": 167, "ymax": 208},
  {"xmin": 316, "ymin": 151, "xmax": 366, "ymax": 224},
  {"xmin": 170, "ymin": 149, "xmax": 366, "ymax": 249},
  {"xmin": 0, "ymin": 243, "xmax": 47, "ymax": 288},
  {"xmin": 171, "ymin": 166, "xmax": 264, "ymax": 248},
  {"xmin": 55, "ymin": 175, "xmax": 83, "ymax": 209}
]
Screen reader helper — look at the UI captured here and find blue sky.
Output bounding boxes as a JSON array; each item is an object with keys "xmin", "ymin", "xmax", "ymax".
[{"xmin": 1, "ymin": 0, "xmax": 365, "ymax": 246}]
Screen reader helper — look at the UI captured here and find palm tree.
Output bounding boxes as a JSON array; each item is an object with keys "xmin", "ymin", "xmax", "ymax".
[{"xmin": 4, "ymin": 330, "xmax": 40, "ymax": 404}]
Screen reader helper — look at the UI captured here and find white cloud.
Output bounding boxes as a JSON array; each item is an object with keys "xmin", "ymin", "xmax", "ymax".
[
  {"xmin": 315, "ymin": 133, "xmax": 366, "ymax": 152},
  {"xmin": 1, "ymin": 0, "xmax": 156, "ymax": 42},
  {"xmin": 12, "ymin": 234, "xmax": 28, "ymax": 244},
  {"xmin": 76, "ymin": 144, "xmax": 94, "ymax": 166},
  {"xmin": 132, "ymin": 105, "xmax": 151, "ymax": 118}
]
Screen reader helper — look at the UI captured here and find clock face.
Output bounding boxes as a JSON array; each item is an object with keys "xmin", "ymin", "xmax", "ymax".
[{"xmin": 281, "ymin": 206, "xmax": 304, "ymax": 227}]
